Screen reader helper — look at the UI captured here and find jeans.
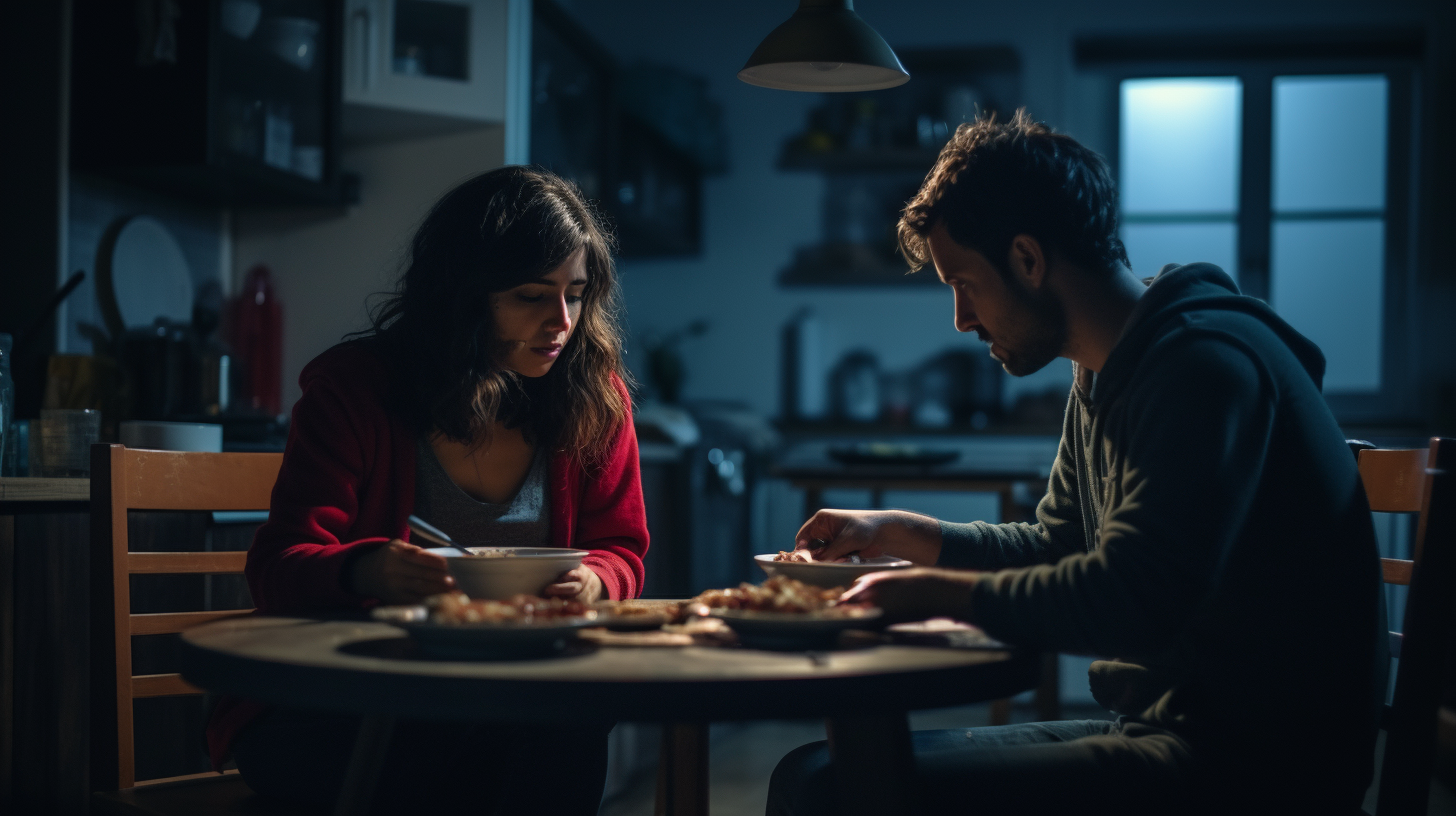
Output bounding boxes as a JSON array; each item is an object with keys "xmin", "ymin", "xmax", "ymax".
[
  {"xmin": 233, "ymin": 707, "xmax": 612, "ymax": 815},
  {"xmin": 766, "ymin": 718, "xmax": 1202, "ymax": 816}
]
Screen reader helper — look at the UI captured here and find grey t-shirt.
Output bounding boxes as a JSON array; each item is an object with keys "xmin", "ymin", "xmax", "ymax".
[{"xmin": 413, "ymin": 436, "xmax": 550, "ymax": 548}]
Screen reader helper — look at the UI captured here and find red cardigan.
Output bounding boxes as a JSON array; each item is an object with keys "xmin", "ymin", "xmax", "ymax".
[{"xmin": 207, "ymin": 342, "xmax": 649, "ymax": 766}]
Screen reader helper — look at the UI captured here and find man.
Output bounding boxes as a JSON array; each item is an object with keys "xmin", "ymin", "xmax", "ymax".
[{"xmin": 767, "ymin": 111, "xmax": 1387, "ymax": 815}]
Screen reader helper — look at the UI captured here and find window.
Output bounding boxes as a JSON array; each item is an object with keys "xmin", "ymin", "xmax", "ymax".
[{"xmin": 1080, "ymin": 35, "xmax": 1420, "ymax": 424}]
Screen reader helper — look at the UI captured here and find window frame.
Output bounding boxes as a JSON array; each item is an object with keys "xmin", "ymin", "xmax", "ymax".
[{"xmin": 1076, "ymin": 35, "xmax": 1422, "ymax": 425}]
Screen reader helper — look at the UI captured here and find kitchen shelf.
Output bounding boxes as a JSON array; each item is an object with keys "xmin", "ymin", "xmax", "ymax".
[
  {"xmin": 71, "ymin": 0, "xmax": 351, "ymax": 208},
  {"xmin": 772, "ymin": 45, "xmax": 1021, "ymax": 287},
  {"xmin": 777, "ymin": 241, "xmax": 938, "ymax": 287}
]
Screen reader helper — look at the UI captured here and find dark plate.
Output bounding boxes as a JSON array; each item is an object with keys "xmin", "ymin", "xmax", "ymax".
[
  {"xmin": 707, "ymin": 608, "xmax": 883, "ymax": 651},
  {"xmin": 827, "ymin": 444, "xmax": 960, "ymax": 466},
  {"xmin": 373, "ymin": 605, "xmax": 599, "ymax": 659}
]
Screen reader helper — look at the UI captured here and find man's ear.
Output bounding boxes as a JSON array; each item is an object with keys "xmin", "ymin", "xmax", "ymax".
[{"xmin": 1007, "ymin": 234, "xmax": 1047, "ymax": 290}]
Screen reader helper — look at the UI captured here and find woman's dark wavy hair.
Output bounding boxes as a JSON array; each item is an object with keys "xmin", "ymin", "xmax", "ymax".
[
  {"xmin": 362, "ymin": 165, "xmax": 630, "ymax": 464},
  {"xmin": 898, "ymin": 109, "xmax": 1130, "ymax": 278}
]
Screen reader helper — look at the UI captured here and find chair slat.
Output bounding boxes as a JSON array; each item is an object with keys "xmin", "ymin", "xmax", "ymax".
[
  {"xmin": 129, "ymin": 609, "xmax": 253, "ymax": 636},
  {"xmin": 1381, "ymin": 558, "xmax": 1414, "ymax": 586},
  {"xmin": 131, "ymin": 673, "xmax": 201, "ymax": 698},
  {"xmin": 127, "ymin": 551, "xmax": 247, "ymax": 574},
  {"xmin": 1358, "ymin": 447, "xmax": 1428, "ymax": 513},
  {"xmin": 123, "ymin": 450, "xmax": 281, "ymax": 510},
  {"xmin": 129, "ymin": 768, "xmax": 241, "ymax": 788}
]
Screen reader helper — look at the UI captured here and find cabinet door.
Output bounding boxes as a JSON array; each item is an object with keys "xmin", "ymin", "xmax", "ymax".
[{"xmin": 344, "ymin": 0, "xmax": 508, "ymax": 122}]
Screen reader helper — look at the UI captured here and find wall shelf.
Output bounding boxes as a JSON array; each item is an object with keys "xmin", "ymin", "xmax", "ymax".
[{"xmin": 773, "ymin": 45, "xmax": 1022, "ymax": 286}]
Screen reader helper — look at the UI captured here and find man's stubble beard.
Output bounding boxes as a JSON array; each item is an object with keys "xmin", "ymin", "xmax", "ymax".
[{"xmin": 994, "ymin": 273, "xmax": 1067, "ymax": 378}]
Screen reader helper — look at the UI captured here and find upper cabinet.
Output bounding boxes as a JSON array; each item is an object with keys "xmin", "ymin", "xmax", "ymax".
[
  {"xmin": 71, "ymin": 0, "xmax": 350, "ymax": 207},
  {"xmin": 342, "ymin": 0, "xmax": 513, "ymax": 143}
]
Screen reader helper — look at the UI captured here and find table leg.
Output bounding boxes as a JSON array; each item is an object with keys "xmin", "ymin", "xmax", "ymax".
[
  {"xmin": 654, "ymin": 721, "xmax": 708, "ymax": 816},
  {"xmin": 989, "ymin": 698, "xmax": 1012, "ymax": 726},
  {"xmin": 333, "ymin": 714, "xmax": 395, "ymax": 816},
  {"xmin": 1036, "ymin": 652, "xmax": 1061, "ymax": 722},
  {"xmin": 992, "ymin": 488, "xmax": 1061, "ymax": 725},
  {"xmin": 0, "ymin": 515, "xmax": 12, "ymax": 804},
  {"xmin": 825, "ymin": 713, "xmax": 915, "ymax": 816}
]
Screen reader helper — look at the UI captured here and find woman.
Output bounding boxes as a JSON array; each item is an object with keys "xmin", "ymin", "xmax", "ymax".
[{"xmin": 208, "ymin": 166, "xmax": 648, "ymax": 814}]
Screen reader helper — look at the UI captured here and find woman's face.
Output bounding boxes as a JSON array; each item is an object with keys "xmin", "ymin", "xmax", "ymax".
[{"xmin": 490, "ymin": 247, "xmax": 588, "ymax": 377}]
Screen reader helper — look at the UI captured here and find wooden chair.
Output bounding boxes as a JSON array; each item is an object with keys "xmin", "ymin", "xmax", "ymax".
[
  {"xmin": 1355, "ymin": 437, "xmax": 1456, "ymax": 815},
  {"xmin": 88, "ymin": 443, "xmax": 315, "ymax": 814}
]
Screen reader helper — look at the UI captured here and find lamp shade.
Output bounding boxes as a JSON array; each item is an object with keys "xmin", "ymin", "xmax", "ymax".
[{"xmin": 738, "ymin": 0, "xmax": 909, "ymax": 92}]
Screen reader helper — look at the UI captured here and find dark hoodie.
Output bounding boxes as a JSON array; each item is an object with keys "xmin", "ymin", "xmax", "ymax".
[{"xmin": 940, "ymin": 264, "xmax": 1388, "ymax": 809}]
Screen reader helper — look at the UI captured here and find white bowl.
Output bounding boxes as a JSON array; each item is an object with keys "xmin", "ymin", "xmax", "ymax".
[
  {"xmin": 428, "ymin": 547, "xmax": 587, "ymax": 600},
  {"xmin": 753, "ymin": 553, "xmax": 912, "ymax": 589},
  {"xmin": 120, "ymin": 420, "xmax": 223, "ymax": 452}
]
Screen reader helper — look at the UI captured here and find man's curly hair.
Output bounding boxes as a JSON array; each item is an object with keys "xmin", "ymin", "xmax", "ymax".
[{"xmin": 898, "ymin": 109, "xmax": 1130, "ymax": 277}]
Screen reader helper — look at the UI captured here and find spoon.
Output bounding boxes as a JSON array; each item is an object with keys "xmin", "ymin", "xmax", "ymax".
[{"xmin": 407, "ymin": 515, "xmax": 471, "ymax": 555}]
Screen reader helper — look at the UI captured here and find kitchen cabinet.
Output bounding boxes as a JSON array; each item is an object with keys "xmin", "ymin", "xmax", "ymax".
[
  {"xmin": 776, "ymin": 47, "xmax": 1021, "ymax": 286},
  {"xmin": 342, "ymin": 0, "xmax": 514, "ymax": 142},
  {"xmin": 529, "ymin": 1, "xmax": 725, "ymax": 257},
  {"xmin": 71, "ymin": 0, "xmax": 351, "ymax": 207}
]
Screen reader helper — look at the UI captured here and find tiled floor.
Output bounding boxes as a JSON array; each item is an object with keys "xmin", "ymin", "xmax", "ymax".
[{"xmin": 600, "ymin": 702, "xmax": 1456, "ymax": 816}]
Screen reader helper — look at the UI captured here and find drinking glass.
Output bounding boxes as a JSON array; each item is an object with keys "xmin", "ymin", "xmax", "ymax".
[{"xmin": 38, "ymin": 408, "xmax": 101, "ymax": 478}]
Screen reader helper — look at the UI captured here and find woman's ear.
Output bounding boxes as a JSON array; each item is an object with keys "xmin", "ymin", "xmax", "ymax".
[{"xmin": 1006, "ymin": 234, "xmax": 1047, "ymax": 290}]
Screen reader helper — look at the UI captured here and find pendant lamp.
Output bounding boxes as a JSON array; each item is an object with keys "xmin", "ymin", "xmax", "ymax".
[{"xmin": 738, "ymin": 0, "xmax": 909, "ymax": 92}]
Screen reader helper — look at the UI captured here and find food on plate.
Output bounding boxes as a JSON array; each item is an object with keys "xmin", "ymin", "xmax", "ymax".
[
  {"xmin": 462, "ymin": 548, "xmax": 516, "ymax": 558},
  {"xmin": 600, "ymin": 599, "xmax": 681, "ymax": 618},
  {"xmin": 424, "ymin": 591, "xmax": 593, "ymax": 624},
  {"xmin": 772, "ymin": 548, "xmax": 862, "ymax": 564},
  {"xmin": 774, "ymin": 549, "xmax": 812, "ymax": 563},
  {"xmin": 682, "ymin": 575, "xmax": 866, "ymax": 617}
]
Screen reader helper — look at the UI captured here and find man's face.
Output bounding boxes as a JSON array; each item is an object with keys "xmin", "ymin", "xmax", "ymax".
[{"xmin": 926, "ymin": 223, "xmax": 1067, "ymax": 377}]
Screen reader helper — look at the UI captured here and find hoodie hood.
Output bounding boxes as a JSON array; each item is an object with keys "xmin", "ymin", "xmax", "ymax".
[{"xmin": 1092, "ymin": 263, "xmax": 1326, "ymax": 406}]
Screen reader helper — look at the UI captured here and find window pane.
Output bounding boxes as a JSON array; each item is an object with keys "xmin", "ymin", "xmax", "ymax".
[
  {"xmin": 1120, "ymin": 78, "xmax": 1242, "ymax": 215},
  {"xmin": 1273, "ymin": 75, "xmax": 1387, "ymax": 213},
  {"xmin": 1120, "ymin": 222, "xmax": 1238, "ymax": 282},
  {"xmin": 1270, "ymin": 218, "xmax": 1384, "ymax": 392}
]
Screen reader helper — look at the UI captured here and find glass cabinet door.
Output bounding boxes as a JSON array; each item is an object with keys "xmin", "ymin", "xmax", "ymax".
[
  {"xmin": 343, "ymin": 0, "xmax": 508, "ymax": 123},
  {"xmin": 215, "ymin": 0, "xmax": 331, "ymax": 182}
]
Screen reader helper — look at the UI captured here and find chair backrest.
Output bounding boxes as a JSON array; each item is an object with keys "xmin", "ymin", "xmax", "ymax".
[
  {"xmin": 89, "ymin": 444, "xmax": 282, "ymax": 791},
  {"xmin": 1357, "ymin": 437, "xmax": 1456, "ymax": 816}
]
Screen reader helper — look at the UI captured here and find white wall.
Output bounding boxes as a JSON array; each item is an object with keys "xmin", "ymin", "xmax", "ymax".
[{"xmin": 233, "ymin": 126, "xmax": 506, "ymax": 409}]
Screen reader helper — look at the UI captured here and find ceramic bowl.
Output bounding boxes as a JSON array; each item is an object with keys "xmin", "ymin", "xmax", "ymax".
[{"xmin": 428, "ymin": 547, "xmax": 587, "ymax": 600}]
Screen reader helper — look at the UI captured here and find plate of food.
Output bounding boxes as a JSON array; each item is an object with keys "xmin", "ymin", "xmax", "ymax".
[
  {"xmin": 591, "ymin": 599, "xmax": 680, "ymax": 631},
  {"xmin": 373, "ymin": 592, "xmax": 599, "ymax": 659},
  {"xmin": 754, "ymin": 551, "xmax": 913, "ymax": 589},
  {"xmin": 683, "ymin": 575, "xmax": 883, "ymax": 650}
]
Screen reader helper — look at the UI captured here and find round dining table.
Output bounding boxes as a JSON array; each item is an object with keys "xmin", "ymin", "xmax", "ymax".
[{"xmin": 180, "ymin": 615, "xmax": 1039, "ymax": 816}]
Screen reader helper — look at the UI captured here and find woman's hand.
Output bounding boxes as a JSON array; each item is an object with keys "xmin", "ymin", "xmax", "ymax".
[
  {"xmin": 793, "ymin": 509, "xmax": 943, "ymax": 565},
  {"xmin": 347, "ymin": 539, "xmax": 455, "ymax": 605},
  {"xmin": 544, "ymin": 565, "xmax": 605, "ymax": 604},
  {"xmin": 839, "ymin": 567, "xmax": 981, "ymax": 623}
]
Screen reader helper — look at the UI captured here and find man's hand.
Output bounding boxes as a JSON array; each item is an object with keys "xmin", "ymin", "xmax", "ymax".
[
  {"xmin": 840, "ymin": 567, "xmax": 980, "ymax": 623},
  {"xmin": 543, "ymin": 565, "xmax": 605, "ymax": 603},
  {"xmin": 793, "ymin": 509, "xmax": 943, "ymax": 565},
  {"xmin": 348, "ymin": 539, "xmax": 454, "ymax": 604}
]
